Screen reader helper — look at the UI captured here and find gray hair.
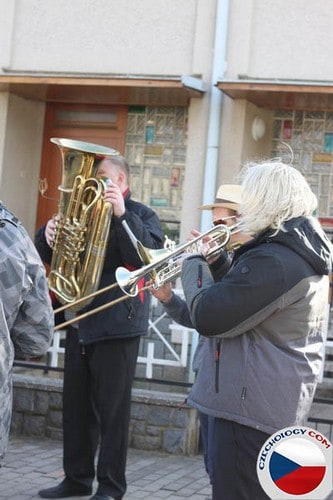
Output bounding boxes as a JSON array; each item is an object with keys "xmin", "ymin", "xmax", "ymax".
[
  {"xmin": 104, "ymin": 155, "xmax": 130, "ymax": 181},
  {"xmin": 239, "ymin": 161, "xmax": 318, "ymax": 234}
]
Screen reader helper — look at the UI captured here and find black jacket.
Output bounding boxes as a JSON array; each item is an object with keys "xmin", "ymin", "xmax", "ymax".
[
  {"xmin": 182, "ymin": 216, "xmax": 333, "ymax": 434},
  {"xmin": 35, "ymin": 191, "xmax": 164, "ymax": 343}
]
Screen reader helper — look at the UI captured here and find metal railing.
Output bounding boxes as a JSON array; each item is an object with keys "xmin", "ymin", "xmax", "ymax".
[{"xmin": 13, "ymin": 289, "xmax": 198, "ymax": 388}]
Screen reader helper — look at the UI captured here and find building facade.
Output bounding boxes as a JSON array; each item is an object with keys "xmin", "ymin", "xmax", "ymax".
[{"xmin": 1, "ymin": 0, "xmax": 333, "ymax": 241}]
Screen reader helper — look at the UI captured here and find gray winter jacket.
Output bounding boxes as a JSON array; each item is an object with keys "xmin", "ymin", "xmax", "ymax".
[
  {"xmin": 181, "ymin": 216, "xmax": 333, "ymax": 435},
  {"xmin": 0, "ymin": 204, "xmax": 54, "ymax": 461},
  {"xmin": 162, "ymin": 252, "xmax": 231, "ymax": 373}
]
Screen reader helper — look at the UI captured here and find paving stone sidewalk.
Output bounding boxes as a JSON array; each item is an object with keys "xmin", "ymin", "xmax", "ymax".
[
  {"xmin": 2, "ymin": 435, "xmax": 333, "ymax": 500},
  {"xmin": 0, "ymin": 437, "xmax": 211, "ymax": 500}
]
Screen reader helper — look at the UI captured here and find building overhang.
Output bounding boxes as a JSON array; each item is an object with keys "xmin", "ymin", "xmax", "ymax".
[
  {"xmin": 217, "ymin": 79, "xmax": 333, "ymax": 111},
  {"xmin": 0, "ymin": 72, "xmax": 206, "ymax": 106}
]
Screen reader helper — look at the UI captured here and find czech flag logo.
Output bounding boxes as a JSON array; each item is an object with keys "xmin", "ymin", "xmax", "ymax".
[{"xmin": 257, "ymin": 427, "xmax": 332, "ymax": 499}]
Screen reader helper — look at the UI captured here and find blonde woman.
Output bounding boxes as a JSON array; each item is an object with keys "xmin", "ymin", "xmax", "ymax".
[{"xmin": 181, "ymin": 161, "xmax": 333, "ymax": 500}]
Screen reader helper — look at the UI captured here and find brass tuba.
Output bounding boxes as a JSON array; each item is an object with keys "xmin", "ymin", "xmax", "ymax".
[{"xmin": 48, "ymin": 138, "xmax": 120, "ymax": 312}]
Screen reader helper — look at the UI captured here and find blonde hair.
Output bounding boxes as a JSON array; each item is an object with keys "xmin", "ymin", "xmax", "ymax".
[{"xmin": 239, "ymin": 161, "xmax": 318, "ymax": 234}]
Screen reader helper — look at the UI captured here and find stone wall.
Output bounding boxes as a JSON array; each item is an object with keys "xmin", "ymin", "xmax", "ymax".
[{"xmin": 11, "ymin": 374, "xmax": 200, "ymax": 456}]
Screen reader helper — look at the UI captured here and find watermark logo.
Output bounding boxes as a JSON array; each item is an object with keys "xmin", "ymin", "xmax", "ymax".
[{"xmin": 257, "ymin": 426, "xmax": 332, "ymax": 499}]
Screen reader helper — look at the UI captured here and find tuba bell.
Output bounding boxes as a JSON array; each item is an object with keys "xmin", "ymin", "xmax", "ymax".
[{"xmin": 48, "ymin": 138, "xmax": 119, "ymax": 312}]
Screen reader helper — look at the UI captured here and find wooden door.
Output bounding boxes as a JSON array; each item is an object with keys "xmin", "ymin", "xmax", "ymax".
[{"xmin": 36, "ymin": 103, "xmax": 127, "ymax": 229}]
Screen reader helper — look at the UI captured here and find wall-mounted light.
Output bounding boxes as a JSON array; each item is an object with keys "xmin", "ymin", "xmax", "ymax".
[{"xmin": 252, "ymin": 116, "xmax": 266, "ymax": 141}]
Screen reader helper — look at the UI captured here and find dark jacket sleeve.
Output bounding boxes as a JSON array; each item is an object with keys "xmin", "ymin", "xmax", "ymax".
[
  {"xmin": 35, "ymin": 225, "xmax": 53, "ymax": 265},
  {"xmin": 181, "ymin": 250, "xmax": 286, "ymax": 337},
  {"xmin": 162, "ymin": 292, "xmax": 194, "ymax": 328},
  {"xmin": 161, "ymin": 252, "xmax": 232, "ymax": 329}
]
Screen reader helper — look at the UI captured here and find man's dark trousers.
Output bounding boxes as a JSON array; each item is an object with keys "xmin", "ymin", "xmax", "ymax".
[{"xmin": 62, "ymin": 327, "xmax": 140, "ymax": 498}]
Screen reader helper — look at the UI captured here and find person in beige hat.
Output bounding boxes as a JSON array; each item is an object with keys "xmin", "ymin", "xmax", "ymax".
[
  {"xmin": 148, "ymin": 183, "xmax": 245, "ymax": 302},
  {"xmin": 148, "ymin": 183, "xmax": 249, "ymax": 485},
  {"xmin": 199, "ymin": 183, "xmax": 250, "ymax": 249},
  {"xmin": 200, "ymin": 183, "xmax": 242, "ymax": 212}
]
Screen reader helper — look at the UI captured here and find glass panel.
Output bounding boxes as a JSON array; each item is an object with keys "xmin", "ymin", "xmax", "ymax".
[
  {"xmin": 56, "ymin": 110, "xmax": 117, "ymax": 125},
  {"xmin": 294, "ymin": 111, "xmax": 303, "ymax": 129},
  {"xmin": 273, "ymin": 110, "xmax": 293, "ymax": 118},
  {"xmin": 305, "ymin": 111, "xmax": 324, "ymax": 119}
]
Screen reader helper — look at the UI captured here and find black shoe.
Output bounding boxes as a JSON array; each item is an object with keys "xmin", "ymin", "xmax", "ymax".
[
  {"xmin": 90, "ymin": 495, "xmax": 111, "ymax": 500},
  {"xmin": 38, "ymin": 478, "xmax": 92, "ymax": 498},
  {"xmin": 90, "ymin": 494, "xmax": 122, "ymax": 500}
]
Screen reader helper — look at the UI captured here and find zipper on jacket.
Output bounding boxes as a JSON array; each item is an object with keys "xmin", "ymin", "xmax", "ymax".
[
  {"xmin": 215, "ymin": 339, "xmax": 221, "ymax": 393},
  {"xmin": 197, "ymin": 264, "xmax": 202, "ymax": 288}
]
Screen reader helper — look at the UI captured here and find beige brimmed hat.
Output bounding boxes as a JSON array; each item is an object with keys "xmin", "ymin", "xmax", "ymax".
[{"xmin": 200, "ymin": 184, "xmax": 242, "ymax": 211}]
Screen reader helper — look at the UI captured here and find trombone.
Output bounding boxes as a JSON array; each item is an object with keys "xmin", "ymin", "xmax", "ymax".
[
  {"xmin": 116, "ymin": 221, "xmax": 240, "ymax": 296},
  {"xmin": 53, "ymin": 220, "xmax": 241, "ymax": 331}
]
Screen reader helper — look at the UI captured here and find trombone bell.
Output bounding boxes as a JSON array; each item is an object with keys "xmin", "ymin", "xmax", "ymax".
[
  {"xmin": 115, "ymin": 267, "xmax": 140, "ymax": 297},
  {"xmin": 115, "ymin": 246, "xmax": 178, "ymax": 297}
]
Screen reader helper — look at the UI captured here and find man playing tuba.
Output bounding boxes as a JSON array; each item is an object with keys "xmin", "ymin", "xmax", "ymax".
[{"xmin": 36, "ymin": 152, "xmax": 164, "ymax": 500}]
